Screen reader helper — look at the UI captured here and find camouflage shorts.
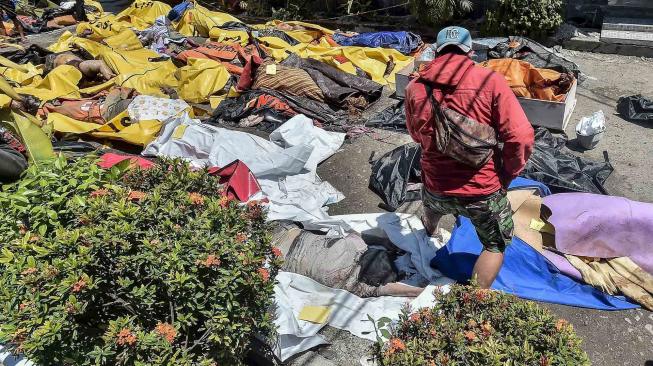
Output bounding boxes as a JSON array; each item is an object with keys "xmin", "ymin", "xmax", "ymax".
[{"xmin": 422, "ymin": 188, "xmax": 514, "ymax": 253}]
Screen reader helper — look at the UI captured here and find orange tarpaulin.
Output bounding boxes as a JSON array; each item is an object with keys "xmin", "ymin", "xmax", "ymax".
[{"xmin": 480, "ymin": 59, "xmax": 572, "ymax": 102}]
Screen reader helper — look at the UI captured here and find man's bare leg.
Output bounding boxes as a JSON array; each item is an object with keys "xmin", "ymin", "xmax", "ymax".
[
  {"xmin": 422, "ymin": 206, "xmax": 443, "ymax": 237},
  {"xmin": 376, "ymin": 282, "xmax": 425, "ymax": 297},
  {"xmin": 472, "ymin": 250, "xmax": 504, "ymax": 289}
]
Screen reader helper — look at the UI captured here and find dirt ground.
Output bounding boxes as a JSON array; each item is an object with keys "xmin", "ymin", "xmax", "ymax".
[{"xmin": 297, "ymin": 50, "xmax": 653, "ymax": 366}]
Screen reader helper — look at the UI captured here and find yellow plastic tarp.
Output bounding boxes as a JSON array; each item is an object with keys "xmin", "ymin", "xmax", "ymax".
[
  {"xmin": 48, "ymin": 31, "xmax": 111, "ymax": 58},
  {"xmin": 176, "ymin": 58, "xmax": 230, "ymax": 103},
  {"xmin": 264, "ymin": 42, "xmax": 413, "ymax": 85},
  {"xmin": 174, "ymin": 3, "xmax": 241, "ymax": 37},
  {"xmin": 48, "ymin": 111, "xmax": 163, "ymax": 146},
  {"xmin": 76, "ymin": 15, "xmax": 131, "ymax": 40},
  {"xmin": 103, "ymin": 28, "xmax": 144, "ymax": 51},
  {"xmin": 16, "ymin": 65, "xmax": 81, "ymax": 102},
  {"xmin": 0, "ymin": 110, "xmax": 54, "ymax": 163},
  {"xmin": 208, "ymin": 29, "xmax": 249, "ymax": 45},
  {"xmin": 114, "ymin": 0, "xmax": 172, "ymax": 30},
  {"xmin": 0, "ymin": 62, "xmax": 41, "ymax": 86}
]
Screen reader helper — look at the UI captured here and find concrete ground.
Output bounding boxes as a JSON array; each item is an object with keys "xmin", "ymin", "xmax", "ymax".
[{"xmin": 298, "ymin": 50, "xmax": 653, "ymax": 365}]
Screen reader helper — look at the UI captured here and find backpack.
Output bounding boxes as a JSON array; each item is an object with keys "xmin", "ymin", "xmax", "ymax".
[{"xmin": 421, "ymin": 66, "xmax": 498, "ymax": 169}]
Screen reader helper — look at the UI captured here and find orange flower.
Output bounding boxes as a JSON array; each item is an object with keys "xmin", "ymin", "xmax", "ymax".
[
  {"xmin": 28, "ymin": 235, "xmax": 40, "ymax": 243},
  {"xmin": 90, "ymin": 188, "xmax": 110, "ymax": 198},
  {"xmin": 258, "ymin": 268, "xmax": 270, "ymax": 282},
  {"xmin": 21, "ymin": 267, "xmax": 37, "ymax": 276},
  {"xmin": 218, "ymin": 195, "xmax": 233, "ymax": 208},
  {"xmin": 18, "ymin": 224, "xmax": 27, "ymax": 236},
  {"xmin": 19, "ymin": 303, "xmax": 29, "ymax": 311},
  {"xmin": 197, "ymin": 254, "xmax": 221, "ymax": 268},
  {"xmin": 428, "ymin": 361, "xmax": 436, "ymax": 366},
  {"xmin": 464, "ymin": 331, "xmax": 477, "ymax": 342},
  {"xmin": 462, "ymin": 292, "xmax": 471, "ymax": 304},
  {"xmin": 409, "ymin": 313, "xmax": 421, "ymax": 322},
  {"xmin": 481, "ymin": 322, "xmax": 493, "ymax": 335},
  {"xmin": 128, "ymin": 190, "xmax": 147, "ymax": 202},
  {"xmin": 155, "ymin": 322, "xmax": 177, "ymax": 343},
  {"xmin": 188, "ymin": 192, "xmax": 205, "ymax": 205},
  {"xmin": 388, "ymin": 338, "xmax": 406, "ymax": 353},
  {"xmin": 116, "ymin": 328, "xmax": 137, "ymax": 346},
  {"xmin": 271, "ymin": 246, "xmax": 282, "ymax": 258},
  {"xmin": 475, "ymin": 289, "xmax": 490, "ymax": 301},
  {"xmin": 555, "ymin": 319, "xmax": 568, "ymax": 331},
  {"xmin": 236, "ymin": 232, "xmax": 248, "ymax": 243},
  {"xmin": 72, "ymin": 279, "xmax": 87, "ymax": 293}
]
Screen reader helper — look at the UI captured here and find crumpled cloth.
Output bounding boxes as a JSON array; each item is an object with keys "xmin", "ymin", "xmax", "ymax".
[
  {"xmin": 127, "ymin": 95, "xmax": 190, "ymax": 122},
  {"xmin": 544, "ymin": 193, "xmax": 653, "ymax": 275}
]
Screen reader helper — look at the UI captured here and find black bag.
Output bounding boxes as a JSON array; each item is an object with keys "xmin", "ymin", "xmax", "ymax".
[{"xmin": 421, "ymin": 66, "xmax": 497, "ymax": 168}]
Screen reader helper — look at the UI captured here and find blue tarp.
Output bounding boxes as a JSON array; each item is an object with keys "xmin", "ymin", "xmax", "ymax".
[
  {"xmin": 430, "ymin": 178, "xmax": 638, "ymax": 310},
  {"xmin": 332, "ymin": 31, "xmax": 423, "ymax": 55}
]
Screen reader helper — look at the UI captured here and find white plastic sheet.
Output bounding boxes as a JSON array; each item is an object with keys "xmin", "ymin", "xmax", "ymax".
[
  {"xmin": 273, "ymin": 213, "xmax": 454, "ymax": 361},
  {"xmin": 143, "ymin": 114, "xmax": 347, "ymax": 233},
  {"xmin": 576, "ymin": 110, "xmax": 606, "ymax": 136}
]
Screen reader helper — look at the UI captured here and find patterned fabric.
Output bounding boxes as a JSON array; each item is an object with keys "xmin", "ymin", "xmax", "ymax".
[
  {"xmin": 252, "ymin": 63, "xmax": 325, "ymax": 103},
  {"xmin": 423, "ymin": 188, "xmax": 513, "ymax": 253},
  {"xmin": 127, "ymin": 95, "xmax": 190, "ymax": 122}
]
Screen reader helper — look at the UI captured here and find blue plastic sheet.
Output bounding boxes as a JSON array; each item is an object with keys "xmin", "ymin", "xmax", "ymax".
[
  {"xmin": 332, "ymin": 31, "xmax": 422, "ymax": 55},
  {"xmin": 430, "ymin": 178, "xmax": 638, "ymax": 310}
]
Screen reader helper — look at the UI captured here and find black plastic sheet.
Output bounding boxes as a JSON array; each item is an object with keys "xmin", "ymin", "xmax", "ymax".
[
  {"xmin": 521, "ymin": 128, "xmax": 613, "ymax": 195},
  {"xmin": 617, "ymin": 95, "xmax": 653, "ymax": 122},
  {"xmin": 368, "ymin": 143, "xmax": 421, "ymax": 211},
  {"xmin": 365, "ymin": 101, "xmax": 407, "ymax": 132},
  {"xmin": 368, "ymin": 130, "xmax": 613, "ymax": 209}
]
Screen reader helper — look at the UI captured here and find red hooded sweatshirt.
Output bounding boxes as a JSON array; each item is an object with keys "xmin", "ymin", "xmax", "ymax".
[{"xmin": 405, "ymin": 53, "xmax": 534, "ymax": 197}]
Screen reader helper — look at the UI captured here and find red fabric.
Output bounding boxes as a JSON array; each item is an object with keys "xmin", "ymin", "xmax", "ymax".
[
  {"xmin": 405, "ymin": 53, "xmax": 534, "ymax": 197},
  {"xmin": 208, "ymin": 160, "xmax": 261, "ymax": 202},
  {"xmin": 250, "ymin": 94, "xmax": 297, "ymax": 116},
  {"xmin": 236, "ymin": 54, "xmax": 263, "ymax": 92},
  {"xmin": 98, "ymin": 153, "xmax": 155, "ymax": 170}
]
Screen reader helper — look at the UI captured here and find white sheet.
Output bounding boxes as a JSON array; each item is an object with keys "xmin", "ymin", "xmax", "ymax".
[
  {"xmin": 143, "ymin": 114, "xmax": 347, "ymax": 233},
  {"xmin": 273, "ymin": 213, "xmax": 455, "ymax": 361}
]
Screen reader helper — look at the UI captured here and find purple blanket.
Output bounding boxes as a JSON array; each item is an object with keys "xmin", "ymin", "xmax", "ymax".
[{"xmin": 543, "ymin": 193, "xmax": 653, "ymax": 274}]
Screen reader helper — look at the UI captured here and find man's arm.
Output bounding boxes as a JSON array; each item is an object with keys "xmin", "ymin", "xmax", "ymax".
[
  {"xmin": 491, "ymin": 75, "xmax": 534, "ymax": 186},
  {"xmin": 404, "ymin": 85, "xmax": 422, "ymax": 145}
]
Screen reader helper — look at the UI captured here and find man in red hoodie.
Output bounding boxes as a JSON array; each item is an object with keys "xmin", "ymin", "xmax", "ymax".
[{"xmin": 405, "ymin": 26, "xmax": 534, "ymax": 288}]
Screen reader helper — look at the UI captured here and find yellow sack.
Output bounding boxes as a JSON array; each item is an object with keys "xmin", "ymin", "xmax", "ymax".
[
  {"xmin": 102, "ymin": 29, "xmax": 144, "ymax": 51},
  {"xmin": 0, "ymin": 62, "xmax": 41, "ymax": 85},
  {"xmin": 48, "ymin": 111, "xmax": 163, "ymax": 146},
  {"xmin": 263, "ymin": 19, "xmax": 334, "ymax": 43},
  {"xmin": 176, "ymin": 58, "xmax": 230, "ymax": 103},
  {"xmin": 115, "ymin": 0, "xmax": 172, "ymax": 30},
  {"xmin": 76, "ymin": 15, "xmax": 131, "ymax": 40},
  {"xmin": 84, "ymin": 0, "xmax": 103, "ymax": 13},
  {"xmin": 113, "ymin": 61, "xmax": 178, "ymax": 97},
  {"xmin": 175, "ymin": 3, "xmax": 241, "ymax": 37},
  {"xmin": 48, "ymin": 31, "xmax": 110, "ymax": 58},
  {"xmin": 208, "ymin": 29, "xmax": 249, "ymax": 45},
  {"xmin": 100, "ymin": 47, "xmax": 163, "ymax": 74},
  {"xmin": 17, "ymin": 65, "xmax": 81, "ymax": 102}
]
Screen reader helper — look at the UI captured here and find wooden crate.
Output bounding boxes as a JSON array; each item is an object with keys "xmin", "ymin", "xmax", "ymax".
[{"xmin": 517, "ymin": 79, "xmax": 577, "ymax": 131}]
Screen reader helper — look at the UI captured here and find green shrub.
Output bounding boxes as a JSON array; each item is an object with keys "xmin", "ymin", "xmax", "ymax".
[
  {"xmin": 483, "ymin": 0, "xmax": 564, "ymax": 39},
  {"xmin": 374, "ymin": 284, "xmax": 590, "ymax": 366},
  {"xmin": 409, "ymin": 0, "xmax": 473, "ymax": 26},
  {"xmin": 0, "ymin": 156, "xmax": 281, "ymax": 365}
]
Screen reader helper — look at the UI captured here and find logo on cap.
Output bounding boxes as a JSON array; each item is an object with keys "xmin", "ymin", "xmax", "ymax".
[{"xmin": 446, "ymin": 28, "xmax": 459, "ymax": 40}]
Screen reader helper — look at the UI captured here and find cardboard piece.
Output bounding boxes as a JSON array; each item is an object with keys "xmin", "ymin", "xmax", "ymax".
[{"xmin": 507, "ymin": 190, "xmax": 555, "ymax": 252}]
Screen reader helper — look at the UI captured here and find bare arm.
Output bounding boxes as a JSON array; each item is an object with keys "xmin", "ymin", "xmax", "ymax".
[{"xmin": 376, "ymin": 282, "xmax": 425, "ymax": 298}]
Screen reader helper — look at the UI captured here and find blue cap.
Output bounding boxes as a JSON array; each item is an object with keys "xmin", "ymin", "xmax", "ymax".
[{"xmin": 436, "ymin": 26, "xmax": 472, "ymax": 53}]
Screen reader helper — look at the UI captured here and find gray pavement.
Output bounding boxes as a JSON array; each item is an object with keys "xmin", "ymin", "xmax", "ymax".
[{"xmin": 305, "ymin": 50, "xmax": 653, "ymax": 366}]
